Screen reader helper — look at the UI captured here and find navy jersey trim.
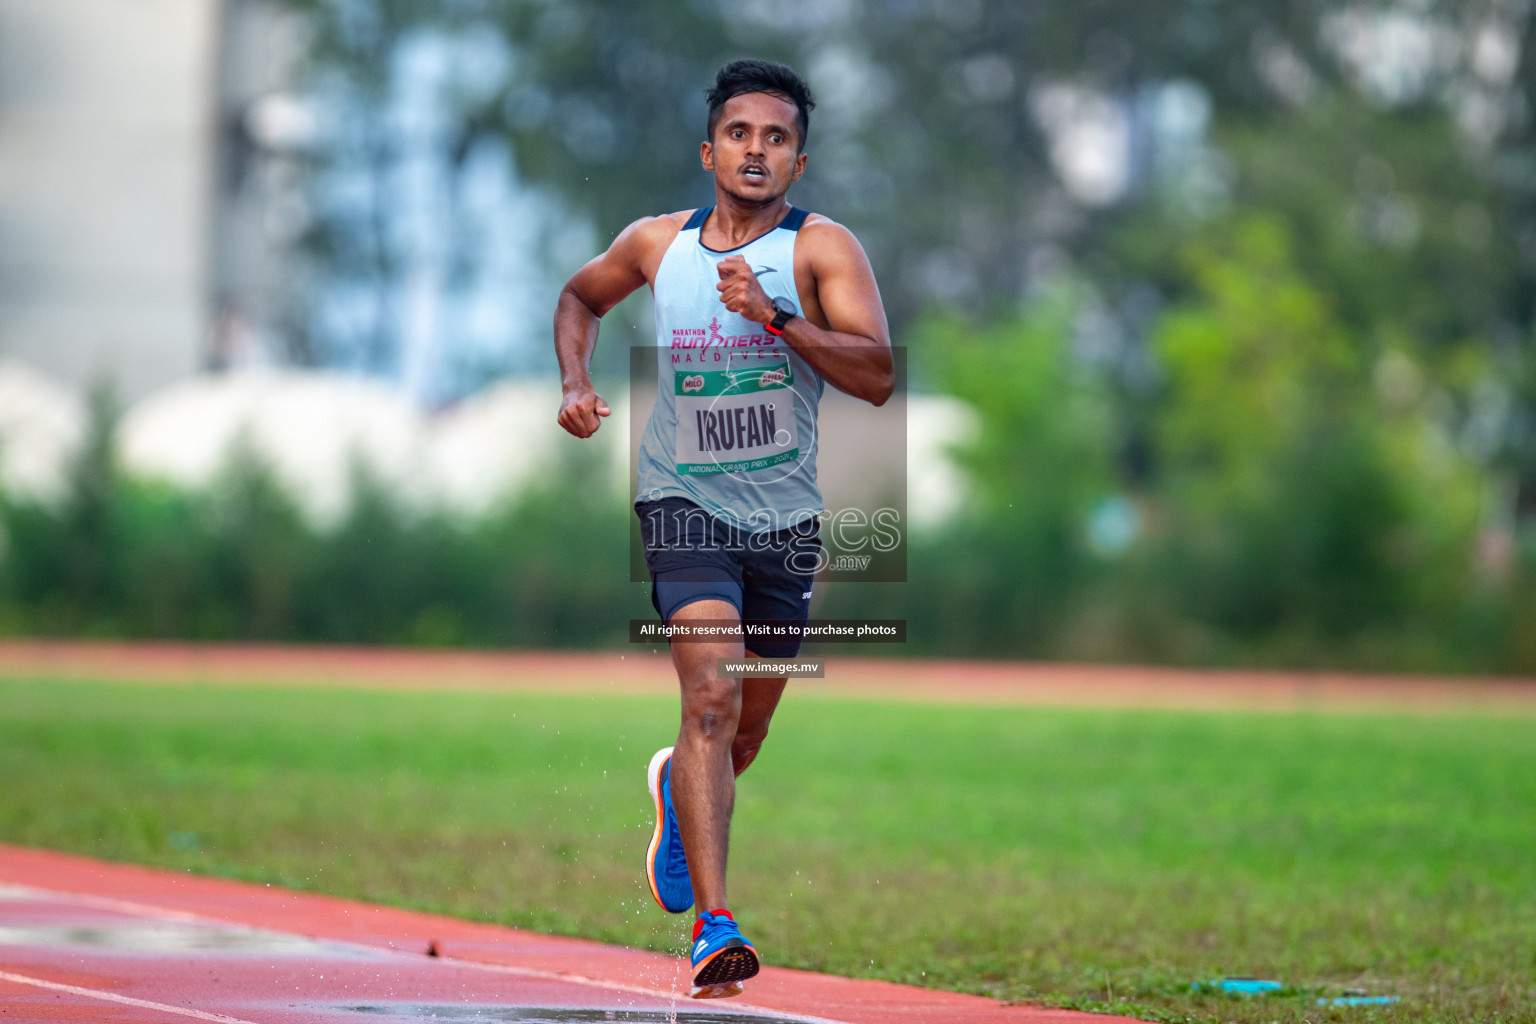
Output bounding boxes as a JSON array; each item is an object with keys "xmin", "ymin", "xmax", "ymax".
[{"xmin": 695, "ymin": 205, "xmax": 808, "ymax": 254}]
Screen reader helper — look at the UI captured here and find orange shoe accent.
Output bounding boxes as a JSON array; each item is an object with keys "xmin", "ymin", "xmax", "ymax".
[{"xmin": 643, "ymin": 746, "xmax": 672, "ymax": 911}]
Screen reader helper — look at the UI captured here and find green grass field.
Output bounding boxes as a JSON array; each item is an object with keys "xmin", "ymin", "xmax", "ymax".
[{"xmin": 1, "ymin": 677, "xmax": 1532, "ymax": 1023}]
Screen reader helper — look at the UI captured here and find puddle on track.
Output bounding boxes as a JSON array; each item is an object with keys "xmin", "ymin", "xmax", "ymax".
[
  {"xmin": 0, "ymin": 886, "xmax": 47, "ymax": 900},
  {"xmin": 341, "ymin": 1005, "xmax": 811, "ymax": 1024},
  {"xmin": 0, "ymin": 923, "xmax": 377, "ymax": 958}
]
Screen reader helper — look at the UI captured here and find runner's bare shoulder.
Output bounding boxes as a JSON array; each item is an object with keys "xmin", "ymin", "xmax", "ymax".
[
  {"xmin": 788, "ymin": 212, "xmax": 888, "ymax": 345},
  {"xmin": 614, "ymin": 211, "xmax": 694, "ymax": 280},
  {"xmin": 794, "ymin": 213, "xmax": 872, "ymax": 270},
  {"xmin": 634, "ymin": 210, "xmax": 695, "ymax": 242}
]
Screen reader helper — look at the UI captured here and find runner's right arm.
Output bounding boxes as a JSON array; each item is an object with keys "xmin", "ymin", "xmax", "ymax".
[{"xmin": 554, "ymin": 215, "xmax": 680, "ymax": 438}]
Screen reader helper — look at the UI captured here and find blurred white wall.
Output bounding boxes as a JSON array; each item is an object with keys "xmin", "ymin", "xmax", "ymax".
[
  {"xmin": 114, "ymin": 371, "xmax": 621, "ymax": 525},
  {"xmin": 0, "ymin": 358, "xmax": 86, "ymax": 503},
  {"xmin": 1, "ymin": 360, "xmax": 972, "ymax": 531},
  {"xmin": 118, "ymin": 370, "xmax": 431, "ymax": 525},
  {"xmin": 0, "ymin": 0, "xmax": 217, "ymax": 400}
]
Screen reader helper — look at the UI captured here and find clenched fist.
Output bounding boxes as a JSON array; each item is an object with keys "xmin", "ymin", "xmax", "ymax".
[
  {"xmin": 715, "ymin": 256, "xmax": 774, "ymax": 325},
  {"xmin": 558, "ymin": 385, "xmax": 610, "ymax": 438}
]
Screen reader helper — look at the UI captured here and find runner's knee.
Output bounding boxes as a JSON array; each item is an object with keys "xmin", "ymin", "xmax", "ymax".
[{"xmin": 681, "ymin": 674, "xmax": 740, "ymax": 737}]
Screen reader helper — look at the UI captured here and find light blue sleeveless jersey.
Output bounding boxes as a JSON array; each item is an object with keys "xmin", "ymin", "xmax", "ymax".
[{"xmin": 635, "ymin": 206, "xmax": 825, "ymax": 532}]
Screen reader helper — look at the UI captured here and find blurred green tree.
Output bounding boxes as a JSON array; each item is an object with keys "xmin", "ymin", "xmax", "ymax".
[
  {"xmin": 824, "ymin": 296, "xmax": 1117, "ymax": 655},
  {"xmin": 1146, "ymin": 215, "xmax": 1484, "ymax": 658}
]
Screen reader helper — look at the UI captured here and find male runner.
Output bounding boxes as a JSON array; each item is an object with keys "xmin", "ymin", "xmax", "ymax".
[{"xmin": 553, "ymin": 59, "xmax": 892, "ymax": 999}]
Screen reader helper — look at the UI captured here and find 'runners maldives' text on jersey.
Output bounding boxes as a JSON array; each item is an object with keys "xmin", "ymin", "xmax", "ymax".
[{"xmin": 635, "ymin": 206, "xmax": 824, "ymax": 532}]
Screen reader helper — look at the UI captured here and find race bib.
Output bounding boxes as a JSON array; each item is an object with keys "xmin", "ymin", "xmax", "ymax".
[{"xmin": 675, "ymin": 361, "xmax": 798, "ymax": 475}]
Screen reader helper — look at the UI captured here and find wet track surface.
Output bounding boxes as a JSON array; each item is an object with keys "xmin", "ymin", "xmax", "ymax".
[
  {"xmin": 0, "ymin": 885, "xmax": 804, "ymax": 1023},
  {"xmin": 0, "ymin": 844, "xmax": 1132, "ymax": 1024}
]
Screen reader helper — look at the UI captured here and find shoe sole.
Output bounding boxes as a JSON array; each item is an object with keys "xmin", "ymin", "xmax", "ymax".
[
  {"xmin": 690, "ymin": 941, "xmax": 759, "ymax": 999},
  {"xmin": 689, "ymin": 982, "xmax": 745, "ymax": 999},
  {"xmin": 644, "ymin": 746, "xmax": 683, "ymax": 913}
]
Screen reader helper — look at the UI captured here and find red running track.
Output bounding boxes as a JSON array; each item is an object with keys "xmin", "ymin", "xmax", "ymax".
[{"xmin": 0, "ymin": 844, "xmax": 1134, "ymax": 1024}]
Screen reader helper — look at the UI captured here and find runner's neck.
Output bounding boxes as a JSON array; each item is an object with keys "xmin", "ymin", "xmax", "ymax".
[{"xmin": 702, "ymin": 194, "xmax": 793, "ymax": 250}]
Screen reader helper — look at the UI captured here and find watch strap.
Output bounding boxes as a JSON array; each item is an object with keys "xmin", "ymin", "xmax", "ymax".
[{"xmin": 765, "ymin": 304, "xmax": 794, "ymax": 336}]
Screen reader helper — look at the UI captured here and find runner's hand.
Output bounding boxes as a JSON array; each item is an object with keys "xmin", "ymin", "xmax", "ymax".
[
  {"xmin": 558, "ymin": 386, "xmax": 610, "ymax": 438},
  {"xmin": 716, "ymin": 256, "xmax": 774, "ymax": 325}
]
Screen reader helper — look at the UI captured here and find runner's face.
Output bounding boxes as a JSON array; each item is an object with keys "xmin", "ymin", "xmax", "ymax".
[{"xmin": 702, "ymin": 92, "xmax": 806, "ymax": 203}]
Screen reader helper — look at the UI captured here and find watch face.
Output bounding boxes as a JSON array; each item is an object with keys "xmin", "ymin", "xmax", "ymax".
[{"xmin": 772, "ymin": 297, "xmax": 799, "ymax": 317}]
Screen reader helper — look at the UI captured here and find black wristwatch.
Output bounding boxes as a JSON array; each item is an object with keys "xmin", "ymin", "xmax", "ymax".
[{"xmin": 765, "ymin": 296, "xmax": 797, "ymax": 336}]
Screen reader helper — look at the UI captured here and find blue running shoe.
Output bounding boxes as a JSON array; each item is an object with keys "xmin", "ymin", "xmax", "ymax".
[
  {"xmin": 645, "ymin": 746, "xmax": 693, "ymax": 913},
  {"xmin": 689, "ymin": 909, "xmax": 759, "ymax": 999}
]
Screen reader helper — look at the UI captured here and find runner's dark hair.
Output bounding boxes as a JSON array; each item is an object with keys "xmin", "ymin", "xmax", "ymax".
[{"xmin": 705, "ymin": 59, "xmax": 815, "ymax": 152}]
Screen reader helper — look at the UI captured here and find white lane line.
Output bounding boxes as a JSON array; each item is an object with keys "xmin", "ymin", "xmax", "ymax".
[{"xmin": 0, "ymin": 969, "xmax": 262, "ymax": 1024}]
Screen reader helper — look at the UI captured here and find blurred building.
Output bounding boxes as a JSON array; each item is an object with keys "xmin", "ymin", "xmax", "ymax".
[
  {"xmin": 0, "ymin": 0, "xmax": 214, "ymax": 399},
  {"xmin": 0, "ymin": 0, "xmax": 303, "ymax": 401},
  {"xmin": 207, "ymin": 0, "xmax": 312, "ymax": 372}
]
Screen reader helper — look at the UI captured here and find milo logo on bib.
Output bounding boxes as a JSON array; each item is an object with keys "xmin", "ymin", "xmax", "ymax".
[{"xmin": 675, "ymin": 361, "xmax": 798, "ymax": 475}]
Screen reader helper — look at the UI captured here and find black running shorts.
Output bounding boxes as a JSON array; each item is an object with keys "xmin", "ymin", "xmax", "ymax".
[{"xmin": 636, "ymin": 497, "xmax": 820, "ymax": 658}]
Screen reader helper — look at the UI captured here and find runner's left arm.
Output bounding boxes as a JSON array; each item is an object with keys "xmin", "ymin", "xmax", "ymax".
[{"xmin": 715, "ymin": 221, "xmax": 894, "ymax": 406}]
